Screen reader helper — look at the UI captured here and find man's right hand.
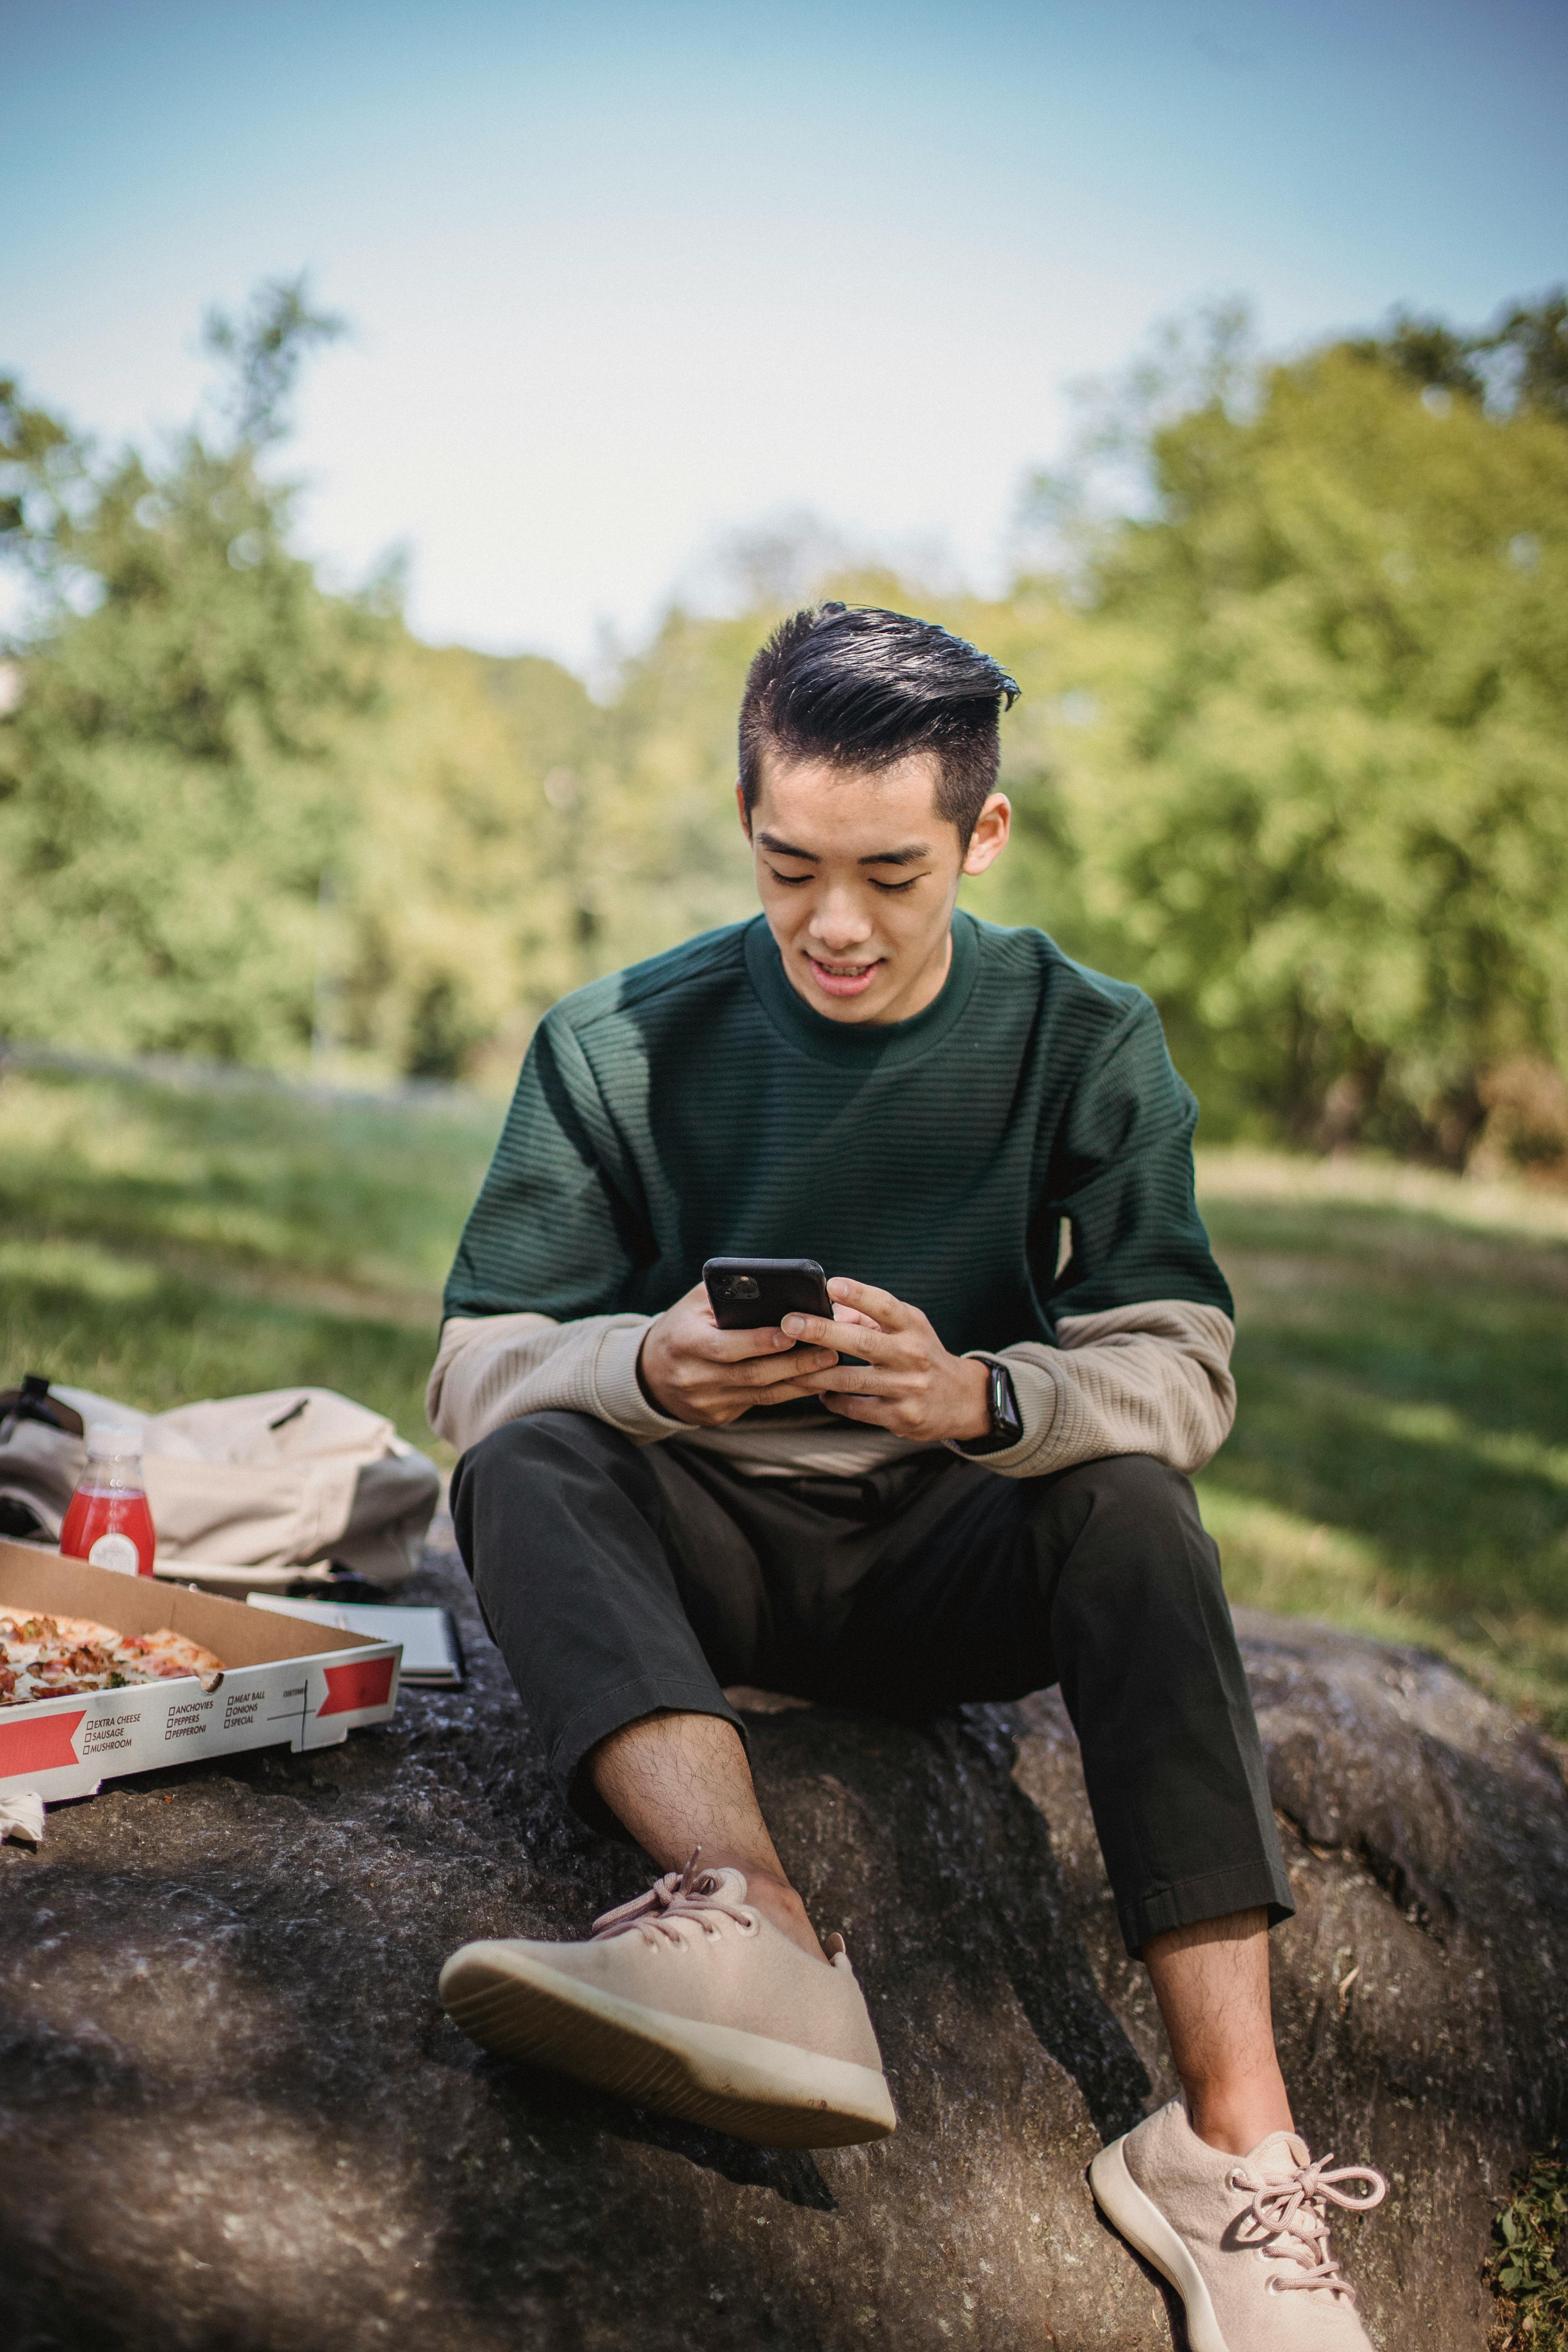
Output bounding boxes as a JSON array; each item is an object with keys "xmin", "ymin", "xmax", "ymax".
[{"xmin": 637, "ymin": 1281, "xmax": 847, "ymax": 1427}]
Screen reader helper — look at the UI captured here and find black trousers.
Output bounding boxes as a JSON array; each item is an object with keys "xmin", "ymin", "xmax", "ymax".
[{"xmin": 451, "ymin": 1413, "xmax": 1292, "ymax": 1956}]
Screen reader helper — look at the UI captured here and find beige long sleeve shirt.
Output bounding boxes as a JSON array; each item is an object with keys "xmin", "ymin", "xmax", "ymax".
[{"xmin": 425, "ymin": 1297, "xmax": 1235, "ymax": 1481}]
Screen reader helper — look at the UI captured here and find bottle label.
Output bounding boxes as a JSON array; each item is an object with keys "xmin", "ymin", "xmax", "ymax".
[{"xmin": 89, "ymin": 1532, "xmax": 142, "ymax": 1576}]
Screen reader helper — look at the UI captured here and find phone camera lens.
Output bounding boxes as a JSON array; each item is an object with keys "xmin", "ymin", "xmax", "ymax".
[{"xmin": 721, "ymin": 1274, "xmax": 760, "ymax": 1301}]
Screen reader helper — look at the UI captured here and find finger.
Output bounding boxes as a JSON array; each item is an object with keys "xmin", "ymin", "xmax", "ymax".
[
  {"xmin": 747, "ymin": 1373, "xmax": 853, "ymax": 1408},
  {"xmin": 826, "ymin": 1276, "xmax": 912, "ymax": 1327},
  {"xmin": 780, "ymin": 1311, "xmax": 895, "ymax": 1362},
  {"xmin": 797, "ymin": 1365, "xmax": 898, "ymax": 1397},
  {"xmin": 831, "ymin": 1305, "xmax": 882, "ymax": 1329},
  {"xmin": 823, "ymin": 1394, "xmax": 898, "ymax": 1425},
  {"xmin": 679, "ymin": 1280, "xmax": 726, "ymax": 1334},
  {"xmin": 735, "ymin": 1345, "xmax": 839, "ymax": 1389},
  {"xmin": 674, "ymin": 1369, "xmax": 832, "ymax": 1421},
  {"xmin": 695, "ymin": 1323, "xmax": 800, "ymax": 1363}
]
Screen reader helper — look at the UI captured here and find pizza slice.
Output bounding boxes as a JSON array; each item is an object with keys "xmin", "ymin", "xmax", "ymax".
[
  {"xmin": 114, "ymin": 1626, "xmax": 227, "ymax": 1687},
  {"xmin": 0, "ymin": 1610, "xmax": 225, "ymax": 1705}
]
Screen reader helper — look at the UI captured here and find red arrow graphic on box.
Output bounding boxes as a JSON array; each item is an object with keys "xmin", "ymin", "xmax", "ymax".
[
  {"xmin": 0, "ymin": 1710, "xmax": 87, "ymax": 1778},
  {"xmin": 317, "ymin": 1656, "xmax": 396, "ymax": 1717}
]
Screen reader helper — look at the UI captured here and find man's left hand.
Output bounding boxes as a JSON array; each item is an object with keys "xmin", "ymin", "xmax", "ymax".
[{"xmin": 781, "ymin": 1278, "xmax": 995, "ymax": 1445}]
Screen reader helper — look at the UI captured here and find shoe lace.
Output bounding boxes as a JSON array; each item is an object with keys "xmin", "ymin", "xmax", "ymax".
[
  {"xmin": 1229, "ymin": 2151, "xmax": 1388, "ymax": 2298},
  {"xmin": 589, "ymin": 1847, "xmax": 757, "ymax": 1947}
]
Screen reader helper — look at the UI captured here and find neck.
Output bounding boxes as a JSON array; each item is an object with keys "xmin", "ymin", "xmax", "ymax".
[{"xmin": 743, "ymin": 913, "xmax": 981, "ymax": 1068}]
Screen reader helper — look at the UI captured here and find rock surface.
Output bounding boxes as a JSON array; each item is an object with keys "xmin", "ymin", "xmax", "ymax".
[{"xmin": 0, "ymin": 1544, "xmax": 1564, "ymax": 2352}]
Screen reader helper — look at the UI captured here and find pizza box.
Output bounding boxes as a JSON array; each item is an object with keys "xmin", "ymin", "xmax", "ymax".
[{"xmin": 0, "ymin": 1537, "xmax": 401, "ymax": 1804}]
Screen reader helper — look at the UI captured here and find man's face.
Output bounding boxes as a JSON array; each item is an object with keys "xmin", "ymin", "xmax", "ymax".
[{"xmin": 739, "ymin": 749, "xmax": 1010, "ymax": 1025}]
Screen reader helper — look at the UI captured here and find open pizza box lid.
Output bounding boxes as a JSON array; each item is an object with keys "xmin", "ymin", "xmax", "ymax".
[{"xmin": 0, "ymin": 1537, "xmax": 402, "ymax": 1812}]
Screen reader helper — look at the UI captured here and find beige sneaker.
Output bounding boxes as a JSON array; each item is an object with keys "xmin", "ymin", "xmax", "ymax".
[
  {"xmin": 1089, "ymin": 2096, "xmax": 1388, "ymax": 2350},
  {"xmin": 439, "ymin": 1851, "xmax": 896, "ymax": 2149}
]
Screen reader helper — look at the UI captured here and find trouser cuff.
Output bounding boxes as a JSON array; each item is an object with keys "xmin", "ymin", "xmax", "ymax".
[{"xmin": 1118, "ymin": 1855, "xmax": 1296, "ymax": 1959}]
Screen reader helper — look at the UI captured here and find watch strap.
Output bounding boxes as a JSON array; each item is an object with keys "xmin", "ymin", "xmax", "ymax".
[{"xmin": 954, "ymin": 1361, "xmax": 1024, "ymax": 1457}]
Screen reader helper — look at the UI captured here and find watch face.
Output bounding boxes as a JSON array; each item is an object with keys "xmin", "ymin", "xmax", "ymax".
[{"xmin": 991, "ymin": 1363, "xmax": 1021, "ymax": 1438}]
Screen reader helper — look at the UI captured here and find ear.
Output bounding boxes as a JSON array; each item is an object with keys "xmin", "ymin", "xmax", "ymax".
[
  {"xmin": 735, "ymin": 779, "xmax": 752, "ymax": 841},
  {"xmin": 961, "ymin": 793, "xmax": 1011, "ymax": 877}
]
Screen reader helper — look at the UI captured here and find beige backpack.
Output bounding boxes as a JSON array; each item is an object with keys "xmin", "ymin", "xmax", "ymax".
[{"xmin": 0, "ymin": 1382, "xmax": 440, "ymax": 1590}]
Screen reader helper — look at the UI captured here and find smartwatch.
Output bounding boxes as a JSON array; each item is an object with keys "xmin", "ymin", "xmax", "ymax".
[{"xmin": 955, "ymin": 1360, "xmax": 1024, "ymax": 1457}]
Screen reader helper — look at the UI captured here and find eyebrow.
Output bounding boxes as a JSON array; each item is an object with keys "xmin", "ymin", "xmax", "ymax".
[{"xmin": 756, "ymin": 831, "xmax": 934, "ymax": 868}]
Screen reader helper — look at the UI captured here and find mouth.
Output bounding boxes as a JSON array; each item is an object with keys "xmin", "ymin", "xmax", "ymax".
[{"xmin": 806, "ymin": 953, "xmax": 882, "ymax": 1000}]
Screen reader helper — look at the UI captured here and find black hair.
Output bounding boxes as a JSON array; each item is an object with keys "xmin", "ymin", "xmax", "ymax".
[{"xmin": 738, "ymin": 603, "xmax": 1020, "ymax": 846}]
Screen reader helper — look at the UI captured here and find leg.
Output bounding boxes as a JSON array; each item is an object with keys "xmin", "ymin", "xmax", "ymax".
[
  {"xmin": 1141, "ymin": 1908, "xmax": 1292, "ymax": 2153},
  {"xmin": 589, "ymin": 1711, "xmax": 825, "ymax": 1957},
  {"xmin": 829, "ymin": 1451, "xmax": 1295, "ymax": 2146},
  {"xmin": 1030, "ymin": 1456, "xmax": 1295, "ymax": 2151},
  {"xmin": 450, "ymin": 1412, "xmax": 819, "ymax": 1949},
  {"xmin": 745, "ymin": 1450, "xmax": 1386, "ymax": 2311},
  {"xmin": 443, "ymin": 1416, "xmax": 894, "ymax": 2147},
  {"xmin": 1030, "ymin": 1455, "xmax": 1292, "ymax": 1961}
]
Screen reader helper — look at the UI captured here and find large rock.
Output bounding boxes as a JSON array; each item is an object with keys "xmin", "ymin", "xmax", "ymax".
[{"xmin": 0, "ymin": 1549, "xmax": 1563, "ymax": 2352}]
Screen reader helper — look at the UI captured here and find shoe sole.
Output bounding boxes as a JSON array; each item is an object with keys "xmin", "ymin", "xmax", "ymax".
[
  {"xmin": 439, "ymin": 1941, "xmax": 898, "ymax": 2150},
  {"xmin": 1089, "ymin": 2136, "xmax": 1230, "ymax": 2352}
]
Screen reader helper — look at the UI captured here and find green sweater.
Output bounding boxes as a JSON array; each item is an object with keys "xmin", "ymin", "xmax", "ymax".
[{"xmin": 445, "ymin": 911, "xmax": 1230, "ymax": 1368}]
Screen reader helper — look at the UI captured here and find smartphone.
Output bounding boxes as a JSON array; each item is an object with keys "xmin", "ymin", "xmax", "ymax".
[{"xmin": 703, "ymin": 1256, "xmax": 833, "ymax": 1331}]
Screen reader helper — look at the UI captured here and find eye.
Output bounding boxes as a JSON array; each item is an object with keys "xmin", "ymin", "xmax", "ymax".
[
  {"xmin": 765, "ymin": 864, "xmax": 815, "ymax": 887},
  {"xmin": 869, "ymin": 874, "xmax": 923, "ymax": 894}
]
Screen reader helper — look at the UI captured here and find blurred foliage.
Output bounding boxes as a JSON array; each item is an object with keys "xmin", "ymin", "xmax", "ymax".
[
  {"xmin": 989, "ymin": 290, "xmax": 1568, "ymax": 1162},
  {"xmin": 2, "ymin": 284, "xmax": 1567, "ymax": 1170},
  {"xmin": 0, "ymin": 280, "xmax": 383, "ymax": 1065}
]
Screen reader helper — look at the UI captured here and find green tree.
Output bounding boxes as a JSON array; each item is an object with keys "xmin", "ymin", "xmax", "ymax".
[
  {"xmin": 982, "ymin": 302, "xmax": 1568, "ymax": 1160},
  {"xmin": 327, "ymin": 636, "xmax": 596, "ymax": 1083},
  {"xmin": 0, "ymin": 279, "xmax": 381, "ymax": 1063},
  {"xmin": 5, "ymin": 280, "xmax": 1565, "ymax": 1158}
]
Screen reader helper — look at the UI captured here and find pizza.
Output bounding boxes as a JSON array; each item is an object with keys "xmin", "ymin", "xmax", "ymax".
[{"xmin": 0, "ymin": 1610, "xmax": 225, "ymax": 1706}]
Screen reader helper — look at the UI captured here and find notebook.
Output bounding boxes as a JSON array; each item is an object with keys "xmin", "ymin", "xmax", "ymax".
[{"xmin": 246, "ymin": 1594, "xmax": 465, "ymax": 1686}]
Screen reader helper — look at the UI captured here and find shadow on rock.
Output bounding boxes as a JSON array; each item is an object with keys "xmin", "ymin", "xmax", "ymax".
[{"xmin": 0, "ymin": 1550, "xmax": 1561, "ymax": 2350}]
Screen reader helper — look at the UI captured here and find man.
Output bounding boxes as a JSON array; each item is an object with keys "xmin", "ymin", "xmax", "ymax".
[{"xmin": 430, "ymin": 605, "xmax": 1388, "ymax": 2348}]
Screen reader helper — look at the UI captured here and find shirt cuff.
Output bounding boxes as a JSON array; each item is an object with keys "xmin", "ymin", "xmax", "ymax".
[{"xmin": 591, "ymin": 1319, "xmax": 695, "ymax": 1443}]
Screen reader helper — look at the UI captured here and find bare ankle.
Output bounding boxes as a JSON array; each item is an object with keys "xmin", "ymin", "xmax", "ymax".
[
  {"xmin": 729, "ymin": 1866, "xmax": 828, "ymax": 1962},
  {"xmin": 1183, "ymin": 2071, "xmax": 1294, "ymax": 2157}
]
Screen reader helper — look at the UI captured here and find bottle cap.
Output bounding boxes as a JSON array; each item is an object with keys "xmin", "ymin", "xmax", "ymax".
[{"xmin": 86, "ymin": 1422, "xmax": 143, "ymax": 1459}]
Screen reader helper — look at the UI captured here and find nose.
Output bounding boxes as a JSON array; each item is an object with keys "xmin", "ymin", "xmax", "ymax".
[{"xmin": 807, "ymin": 889, "xmax": 873, "ymax": 953}]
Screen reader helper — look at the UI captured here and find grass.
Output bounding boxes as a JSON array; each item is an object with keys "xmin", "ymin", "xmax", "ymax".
[
  {"xmin": 1195, "ymin": 1149, "xmax": 1568, "ymax": 1735},
  {"xmin": 2, "ymin": 1063, "xmax": 1566, "ymax": 1733},
  {"xmin": 0, "ymin": 1065, "xmax": 502, "ymax": 1471}
]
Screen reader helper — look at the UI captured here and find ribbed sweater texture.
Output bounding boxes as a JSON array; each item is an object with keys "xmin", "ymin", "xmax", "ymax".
[
  {"xmin": 445, "ymin": 910, "xmax": 1231, "ymax": 1345},
  {"xmin": 434, "ymin": 913, "xmax": 1236, "ymax": 1481}
]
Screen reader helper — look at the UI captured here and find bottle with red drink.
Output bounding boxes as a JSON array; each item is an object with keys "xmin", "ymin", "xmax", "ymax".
[{"xmin": 58, "ymin": 1424, "xmax": 157, "ymax": 1577}]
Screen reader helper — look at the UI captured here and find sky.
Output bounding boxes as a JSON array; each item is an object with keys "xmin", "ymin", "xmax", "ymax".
[{"xmin": 4, "ymin": 0, "xmax": 1566, "ymax": 670}]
